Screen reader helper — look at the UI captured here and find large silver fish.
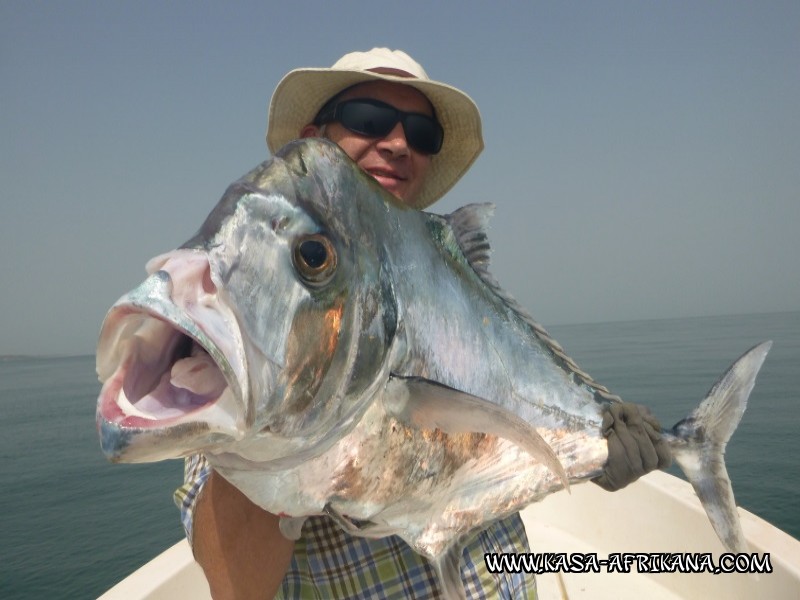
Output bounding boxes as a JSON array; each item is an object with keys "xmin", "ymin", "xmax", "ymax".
[{"xmin": 96, "ymin": 138, "xmax": 770, "ymax": 598}]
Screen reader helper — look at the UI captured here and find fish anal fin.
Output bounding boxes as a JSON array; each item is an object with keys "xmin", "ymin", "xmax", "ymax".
[{"xmin": 431, "ymin": 540, "xmax": 468, "ymax": 600}]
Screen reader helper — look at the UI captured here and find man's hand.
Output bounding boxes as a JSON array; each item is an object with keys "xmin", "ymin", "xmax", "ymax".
[{"xmin": 592, "ymin": 402, "xmax": 672, "ymax": 492}]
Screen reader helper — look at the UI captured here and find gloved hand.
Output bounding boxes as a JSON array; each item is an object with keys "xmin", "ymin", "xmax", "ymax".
[{"xmin": 591, "ymin": 402, "xmax": 672, "ymax": 492}]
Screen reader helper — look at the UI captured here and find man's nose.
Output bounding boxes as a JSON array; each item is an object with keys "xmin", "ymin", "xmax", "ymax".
[{"xmin": 376, "ymin": 122, "xmax": 410, "ymax": 157}]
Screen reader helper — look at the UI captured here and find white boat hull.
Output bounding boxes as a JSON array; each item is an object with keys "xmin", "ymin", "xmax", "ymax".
[{"xmin": 98, "ymin": 472, "xmax": 800, "ymax": 599}]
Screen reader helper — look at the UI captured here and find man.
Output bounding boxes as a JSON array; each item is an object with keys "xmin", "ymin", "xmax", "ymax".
[{"xmin": 175, "ymin": 48, "xmax": 670, "ymax": 599}]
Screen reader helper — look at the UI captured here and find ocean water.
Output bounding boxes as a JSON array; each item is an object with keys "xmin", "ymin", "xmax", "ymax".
[{"xmin": 1, "ymin": 311, "xmax": 798, "ymax": 599}]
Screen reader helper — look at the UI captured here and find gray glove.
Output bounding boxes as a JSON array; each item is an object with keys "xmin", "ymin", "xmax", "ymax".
[{"xmin": 591, "ymin": 402, "xmax": 672, "ymax": 492}]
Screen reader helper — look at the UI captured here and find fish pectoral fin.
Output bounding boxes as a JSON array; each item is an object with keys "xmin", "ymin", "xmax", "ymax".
[{"xmin": 384, "ymin": 375, "xmax": 569, "ymax": 491}]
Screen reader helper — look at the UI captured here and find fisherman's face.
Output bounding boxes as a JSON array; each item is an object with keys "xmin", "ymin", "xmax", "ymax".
[{"xmin": 301, "ymin": 81, "xmax": 435, "ymax": 207}]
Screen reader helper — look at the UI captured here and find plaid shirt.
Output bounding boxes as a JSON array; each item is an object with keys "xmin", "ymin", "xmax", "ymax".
[{"xmin": 175, "ymin": 454, "xmax": 537, "ymax": 599}]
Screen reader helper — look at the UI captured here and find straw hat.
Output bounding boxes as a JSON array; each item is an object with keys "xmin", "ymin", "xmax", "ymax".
[{"xmin": 266, "ymin": 48, "xmax": 483, "ymax": 209}]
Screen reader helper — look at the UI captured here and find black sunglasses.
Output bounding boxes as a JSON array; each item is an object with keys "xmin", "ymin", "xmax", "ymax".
[{"xmin": 314, "ymin": 98, "xmax": 444, "ymax": 155}]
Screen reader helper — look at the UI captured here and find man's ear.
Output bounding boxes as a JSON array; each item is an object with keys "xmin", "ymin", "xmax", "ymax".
[{"xmin": 300, "ymin": 124, "xmax": 321, "ymax": 139}]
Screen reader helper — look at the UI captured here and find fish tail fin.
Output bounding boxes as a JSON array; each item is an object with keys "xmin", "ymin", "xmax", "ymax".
[{"xmin": 668, "ymin": 341, "xmax": 771, "ymax": 553}]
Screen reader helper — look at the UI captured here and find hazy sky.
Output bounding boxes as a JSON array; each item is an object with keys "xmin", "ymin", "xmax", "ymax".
[{"xmin": 2, "ymin": 2, "xmax": 798, "ymax": 356}]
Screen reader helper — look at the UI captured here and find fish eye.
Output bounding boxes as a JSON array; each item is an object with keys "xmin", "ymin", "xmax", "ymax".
[{"xmin": 292, "ymin": 234, "xmax": 337, "ymax": 286}]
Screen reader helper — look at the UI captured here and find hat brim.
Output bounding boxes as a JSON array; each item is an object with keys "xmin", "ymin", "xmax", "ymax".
[{"xmin": 267, "ymin": 68, "xmax": 483, "ymax": 209}]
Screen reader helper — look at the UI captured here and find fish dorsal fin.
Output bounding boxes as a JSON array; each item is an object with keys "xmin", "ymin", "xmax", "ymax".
[
  {"xmin": 444, "ymin": 204, "xmax": 620, "ymax": 403},
  {"xmin": 445, "ymin": 203, "xmax": 495, "ymax": 277}
]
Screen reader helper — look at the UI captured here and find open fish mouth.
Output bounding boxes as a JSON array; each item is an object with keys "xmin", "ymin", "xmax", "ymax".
[
  {"xmin": 96, "ymin": 266, "xmax": 248, "ymax": 461},
  {"xmin": 97, "ymin": 311, "xmax": 235, "ymax": 429}
]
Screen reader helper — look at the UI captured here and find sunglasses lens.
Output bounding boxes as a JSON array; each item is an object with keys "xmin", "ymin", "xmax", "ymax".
[
  {"xmin": 339, "ymin": 102, "xmax": 396, "ymax": 138},
  {"xmin": 337, "ymin": 100, "xmax": 443, "ymax": 155},
  {"xmin": 404, "ymin": 115, "xmax": 443, "ymax": 155}
]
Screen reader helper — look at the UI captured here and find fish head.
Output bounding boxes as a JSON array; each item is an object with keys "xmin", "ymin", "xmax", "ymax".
[{"xmin": 96, "ymin": 139, "xmax": 400, "ymax": 466}]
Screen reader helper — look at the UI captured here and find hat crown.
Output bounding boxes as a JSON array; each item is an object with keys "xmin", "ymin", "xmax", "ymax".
[{"xmin": 331, "ymin": 48, "xmax": 429, "ymax": 80}]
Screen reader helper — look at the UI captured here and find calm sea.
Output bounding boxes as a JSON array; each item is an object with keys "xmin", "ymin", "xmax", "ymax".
[{"xmin": 1, "ymin": 312, "xmax": 798, "ymax": 599}]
